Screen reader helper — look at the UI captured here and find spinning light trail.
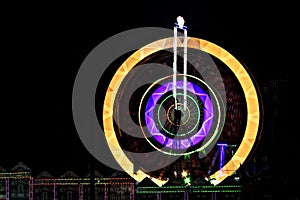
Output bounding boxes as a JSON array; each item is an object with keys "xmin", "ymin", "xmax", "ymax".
[{"xmin": 99, "ymin": 23, "xmax": 260, "ymax": 186}]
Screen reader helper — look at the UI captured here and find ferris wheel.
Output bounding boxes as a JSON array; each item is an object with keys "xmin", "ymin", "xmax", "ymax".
[{"xmin": 73, "ymin": 16, "xmax": 263, "ymax": 187}]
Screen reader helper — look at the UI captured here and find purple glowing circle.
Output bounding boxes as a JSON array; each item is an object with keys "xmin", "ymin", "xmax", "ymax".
[{"xmin": 145, "ymin": 80, "xmax": 214, "ymax": 150}]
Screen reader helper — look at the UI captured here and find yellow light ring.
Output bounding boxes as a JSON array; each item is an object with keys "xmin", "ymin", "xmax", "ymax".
[{"xmin": 103, "ymin": 37, "xmax": 260, "ymax": 186}]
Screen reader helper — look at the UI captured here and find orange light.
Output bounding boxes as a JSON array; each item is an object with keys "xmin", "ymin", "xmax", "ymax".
[{"xmin": 103, "ymin": 37, "xmax": 260, "ymax": 186}]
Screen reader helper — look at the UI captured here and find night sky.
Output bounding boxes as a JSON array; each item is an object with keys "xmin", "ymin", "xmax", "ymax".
[{"xmin": 1, "ymin": 2, "xmax": 288, "ymax": 179}]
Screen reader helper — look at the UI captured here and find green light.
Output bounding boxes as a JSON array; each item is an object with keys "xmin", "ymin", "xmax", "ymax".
[
  {"xmin": 183, "ymin": 176, "xmax": 191, "ymax": 184},
  {"xmin": 184, "ymin": 154, "xmax": 190, "ymax": 160},
  {"xmin": 135, "ymin": 185, "xmax": 242, "ymax": 194}
]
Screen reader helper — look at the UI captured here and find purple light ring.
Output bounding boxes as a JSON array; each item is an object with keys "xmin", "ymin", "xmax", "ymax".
[{"xmin": 145, "ymin": 78, "xmax": 214, "ymax": 150}]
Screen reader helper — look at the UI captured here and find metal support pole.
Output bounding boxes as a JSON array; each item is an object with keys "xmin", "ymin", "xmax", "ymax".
[
  {"xmin": 29, "ymin": 177, "xmax": 34, "ymax": 200},
  {"xmin": 78, "ymin": 183, "xmax": 83, "ymax": 200},
  {"xmin": 104, "ymin": 184, "xmax": 107, "ymax": 200},
  {"xmin": 156, "ymin": 193, "xmax": 162, "ymax": 200},
  {"xmin": 130, "ymin": 183, "xmax": 135, "ymax": 200},
  {"xmin": 174, "ymin": 16, "xmax": 188, "ymax": 111},
  {"xmin": 183, "ymin": 28, "xmax": 187, "ymax": 110},
  {"xmin": 173, "ymin": 26, "xmax": 178, "ymax": 109},
  {"xmin": 5, "ymin": 178, "xmax": 9, "ymax": 200},
  {"xmin": 54, "ymin": 182, "xmax": 57, "ymax": 200}
]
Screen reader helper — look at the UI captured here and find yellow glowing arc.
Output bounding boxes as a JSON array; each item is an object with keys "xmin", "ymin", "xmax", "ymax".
[{"xmin": 103, "ymin": 37, "xmax": 260, "ymax": 186}]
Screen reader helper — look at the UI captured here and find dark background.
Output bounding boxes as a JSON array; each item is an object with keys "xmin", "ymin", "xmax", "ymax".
[{"xmin": 1, "ymin": 1, "xmax": 289, "ymax": 188}]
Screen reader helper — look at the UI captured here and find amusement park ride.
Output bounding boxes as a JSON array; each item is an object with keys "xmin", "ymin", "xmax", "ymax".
[
  {"xmin": 101, "ymin": 15, "xmax": 261, "ymax": 188},
  {"xmin": 73, "ymin": 15, "xmax": 263, "ymax": 199}
]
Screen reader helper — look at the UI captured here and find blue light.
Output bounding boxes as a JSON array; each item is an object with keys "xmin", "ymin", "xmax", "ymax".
[
  {"xmin": 175, "ymin": 23, "xmax": 187, "ymax": 30},
  {"xmin": 217, "ymin": 143, "xmax": 227, "ymax": 172}
]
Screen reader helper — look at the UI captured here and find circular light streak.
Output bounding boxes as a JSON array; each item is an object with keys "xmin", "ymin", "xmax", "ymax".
[
  {"xmin": 159, "ymin": 95, "xmax": 197, "ymax": 136},
  {"xmin": 142, "ymin": 78, "xmax": 213, "ymax": 152},
  {"xmin": 139, "ymin": 74, "xmax": 223, "ymax": 156},
  {"xmin": 164, "ymin": 102, "xmax": 191, "ymax": 127},
  {"xmin": 103, "ymin": 37, "xmax": 260, "ymax": 186}
]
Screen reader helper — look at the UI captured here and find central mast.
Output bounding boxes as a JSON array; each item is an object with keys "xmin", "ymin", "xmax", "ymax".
[{"xmin": 173, "ymin": 16, "xmax": 187, "ymax": 111}]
